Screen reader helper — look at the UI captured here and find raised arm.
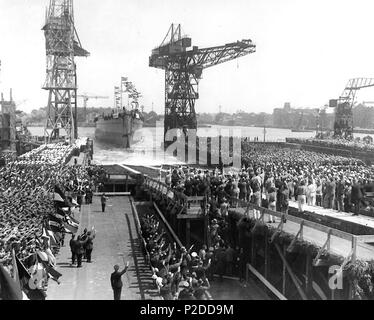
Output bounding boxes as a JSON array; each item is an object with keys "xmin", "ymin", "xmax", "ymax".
[{"xmin": 120, "ymin": 261, "xmax": 130, "ymax": 275}]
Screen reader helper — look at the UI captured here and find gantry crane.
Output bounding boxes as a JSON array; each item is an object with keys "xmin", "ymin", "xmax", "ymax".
[
  {"xmin": 77, "ymin": 94, "xmax": 109, "ymax": 122},
  {"xmin": 43, "ymin": 0, "xmax": 89, "ymax": 143},
  {"xmin": 149, "ymin": 24, "xmax": 256, "ymax": 147},
  {"xmin": 330, "ymin": 78, "xmax": 374, "ymax": 140}
]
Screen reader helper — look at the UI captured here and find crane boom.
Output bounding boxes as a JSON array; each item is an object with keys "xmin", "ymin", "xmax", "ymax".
[
  {"xmin": 188, "ymin": 39, "xmax": 255, "ymax": 70},
  {"xmin": 77, "ymin": 94, "xmax": 109, "ymax": 123},
  {"xmin": 331, "ymin": 77, "xmax": 374, "ymax": 140},
  {"xmin": 150, "ymin": 24, "xmax": 256, "ymax": 147}
]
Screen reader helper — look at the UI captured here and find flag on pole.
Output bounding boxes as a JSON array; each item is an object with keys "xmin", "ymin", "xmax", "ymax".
[
  {"xmin": 63, "ymin": 218, "xmax": 78, "ymax": 234},
  {"xmin": 36, "ymin": 255, "xmax": 62, "ymax": 281},
  {"xmin": 54, "ymin": 185, "xmax": 65, "ymax": 200},
  {"xmin": 48, "ymin": 220, "xmax": 62, "ymax": 234},
  {"xmin": 15, "ymin": 256, "xmax": 45, "ymax": 300},
  {"xmin": 54, "ymin": 192, "xmax": 64, "ymax": 202},
  {"xmin": 67, "ymin": 215, "xmax": 79, "ymax": 225},
  {"xmin": 42, "ymin": 227, "xmax": 58, "ymax": 247}
]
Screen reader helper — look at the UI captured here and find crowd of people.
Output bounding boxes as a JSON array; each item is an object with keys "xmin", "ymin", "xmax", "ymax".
[
  {"xmin": 287, "ymin": 137, "xmax": 374, "ymax": 152},
  {"xmin": 0, "ymin": 143, "xmax": 102, "ymax": 299},
  {"xmin": 167, "ymin": 143, "xmax": 374, "ymax": 216},
  {"xmin": 157, "ymin": 142, "xmax": 374, "ymax": 281},
  {"xmin": 140, "ymin": 212, "xmax": 212, "ymax": 300},
  {"xmin": 69, "ymin": 228, "xmax": 96, "ymax": 268}
]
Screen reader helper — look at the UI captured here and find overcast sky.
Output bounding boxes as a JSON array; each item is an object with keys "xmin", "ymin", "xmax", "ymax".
[{"xmin": 2, "ymin": 0, "xmax": 374, "ymax": 114}]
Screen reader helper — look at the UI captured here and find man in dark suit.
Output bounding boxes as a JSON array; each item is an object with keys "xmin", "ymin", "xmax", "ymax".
[
  {"xmin": 110, "ymin": 262, "xmax": 129, "ymax": 300},
  {"xmin": 85, "ymin": 229, "xmax": 96, "ymax": 263},
  {"xmin": 351, "ymin": 179, "xmax": 363, "ymax": 216},
  {"xmin": 69, "ymin": 235, "xmax": 77, "ymax": 265},
  {"xmin": 101, "ymin": 193, "xmax": 108, "ymax": 213},
  {"xmin": 76, "ymin": 235, "xmax": 88, "ymax": 267}
]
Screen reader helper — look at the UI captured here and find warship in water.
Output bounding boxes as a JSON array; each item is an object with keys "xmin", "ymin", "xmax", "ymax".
[
  {"xmin": 94, "ymin": 78, "xmax": 144, "ymax": 148},
  {"xmin": 94, "ymin": 108, "xmax": 143, "ymax": 148}
]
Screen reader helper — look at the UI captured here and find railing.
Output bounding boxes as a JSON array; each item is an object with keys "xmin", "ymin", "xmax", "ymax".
[
  {"xmin": 144, "ymin": 175, "xmax": 374, "ymax": 261},
  {"xmin": 136, "ymin": 181, "xmax": 213, "ymax": 300},
  {"xmin": 143, "ymin": 176, "xmax": 207, "ymax": 216},
  {"xmin": 230, "ymin": 197, "xmax": 374, "ymax": 264}
]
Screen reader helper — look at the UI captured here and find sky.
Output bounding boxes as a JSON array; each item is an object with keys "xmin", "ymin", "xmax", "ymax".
[{"xmin": 2, "ymin": 0, "xmax": 374, "ymax": 115}]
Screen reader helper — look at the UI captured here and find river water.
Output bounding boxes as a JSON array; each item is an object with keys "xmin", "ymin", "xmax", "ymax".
[{"xmin": 28, "ymin": 126, "xmax": 373, "ymax": 166}]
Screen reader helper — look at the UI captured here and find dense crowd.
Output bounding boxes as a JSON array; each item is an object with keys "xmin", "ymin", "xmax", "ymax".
[
  {"xmin": 0, "ymin": 143, "xmax": 101, "ymax": 299},
  {"xmin": 164, "ymin": 144, "xmax": 374, "ymax": 219},
  {"xmin": 287, "ymin": 137, "xmax": 374, "ymax": 152},
  {"xmin": 140, "ymin": 212, "xmax": 212, "ymax": 300},
  {"xmin": 157, "ymin": 143, "xmax": 374, "ymax": 282}
]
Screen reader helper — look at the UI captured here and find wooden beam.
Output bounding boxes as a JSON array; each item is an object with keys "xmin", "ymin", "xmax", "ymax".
[
  {"xmin": 275, "ymin": 243, "xmax": 308, "ymax": 300},
  {"xmin": 247, "ymin": 263, "xmax": 287, "ymax": 300},
  {"xmin": 229, "ymin": 196, "xmax": 363, "ymax": 242},
  {"xmin": 264, "ymin": 228, "xmax": 269, "ymax": 280},
  {"xmin": 351, "ymin": 236, "xmax": 357, "ymax": 262},
  {"xmin": 186, "ymin": 220, "xmax": 191, "ymax": 248},
  {"xmin": 313, "ymin": 229, "xmax": 332, "ymax": 266},
  {"xmin": 153, "ymin": 202, "xmax": 183, "ymax": 248},
  {"xmin": 270, "ymin": 218, "xmax": 284, "ymax": 243},
  {"xmin": 287, "ymin": 220, "xmax": 304, "ymax": 252},
  {"xmin": 251, "ymin": 210, "xmax": 265, "ymax": 234},
  {"xmin": 355, "ymin": 235, "xmax": 374, "ymax": 243},
  {"xmin": 305, "ymin": 251, "xmax": 313, "ymax": 298}
]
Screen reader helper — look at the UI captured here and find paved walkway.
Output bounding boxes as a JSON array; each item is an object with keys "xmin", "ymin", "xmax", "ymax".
[{"xmin": 47, "ymin": 196, "xmax": 159, "ymax": 300}]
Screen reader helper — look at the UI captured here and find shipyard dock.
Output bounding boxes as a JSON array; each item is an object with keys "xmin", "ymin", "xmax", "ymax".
[{"xmin": 47, "ymin": 192, "xmax": 268, "ymax": 300}]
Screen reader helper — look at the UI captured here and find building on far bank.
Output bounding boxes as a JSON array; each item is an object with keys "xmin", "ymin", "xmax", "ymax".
[
  {"xmin": 273, "ymin": 102, "xmax": 333, "ymax": 130},
  {"xmin": 0, "ymin": 90, "xmax": 16, "ymax": 152}
]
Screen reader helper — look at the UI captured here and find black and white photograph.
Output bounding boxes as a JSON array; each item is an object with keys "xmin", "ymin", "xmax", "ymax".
[{"xmin": 1, "ymin": 0, "xmax": 374, "ymax": 307}]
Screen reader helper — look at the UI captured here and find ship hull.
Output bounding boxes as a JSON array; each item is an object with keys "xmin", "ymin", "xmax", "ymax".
[{"xmin": 95, "ymin": 115, "xmax": 143, "ymax": 148}]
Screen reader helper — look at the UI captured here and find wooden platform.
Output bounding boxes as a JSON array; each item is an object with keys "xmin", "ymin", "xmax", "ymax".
[{"xmin": 289, "ymin": 201, "xmax": 374, "ymax": 230}]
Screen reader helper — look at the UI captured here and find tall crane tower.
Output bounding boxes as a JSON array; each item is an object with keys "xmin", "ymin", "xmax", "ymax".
[
  {"xmin": 43, "ymin": 0, "xmax": 89, "ymax": 143},
  {"xmin": 330, "ymin": 78, "xmax": 374, "ymax": 140},
  {"xmin": 77, "ymin": 94, "xmax": 109, "ymax": 122},
  {"xmin": 149, "ymin": 24, "xmax": 256, "ymax": 146}
]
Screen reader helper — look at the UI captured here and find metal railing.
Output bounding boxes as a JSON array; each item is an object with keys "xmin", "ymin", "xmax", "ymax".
[{"xmin": 230, "ymin": 197, "xmax": 374, "ymax": 264}]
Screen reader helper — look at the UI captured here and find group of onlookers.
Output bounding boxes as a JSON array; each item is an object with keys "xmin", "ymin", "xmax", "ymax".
[
  {"xmin": 0, "ymin": 143, "xmax": 102, "ymax": 299},
  {"xmin": 69, "ymin": 228, "xmax": 96, "ymax": 268},
  {"xmin": 140, "ymin": 212, "xmax": 212, "ymax": 300},
  {"xmin": 159, "ymin": 143, "xmax": 374, "ymax": 280},
  {"xmin": 287, "ymin": 137, "xmax": 374, "ymax": 152}
]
